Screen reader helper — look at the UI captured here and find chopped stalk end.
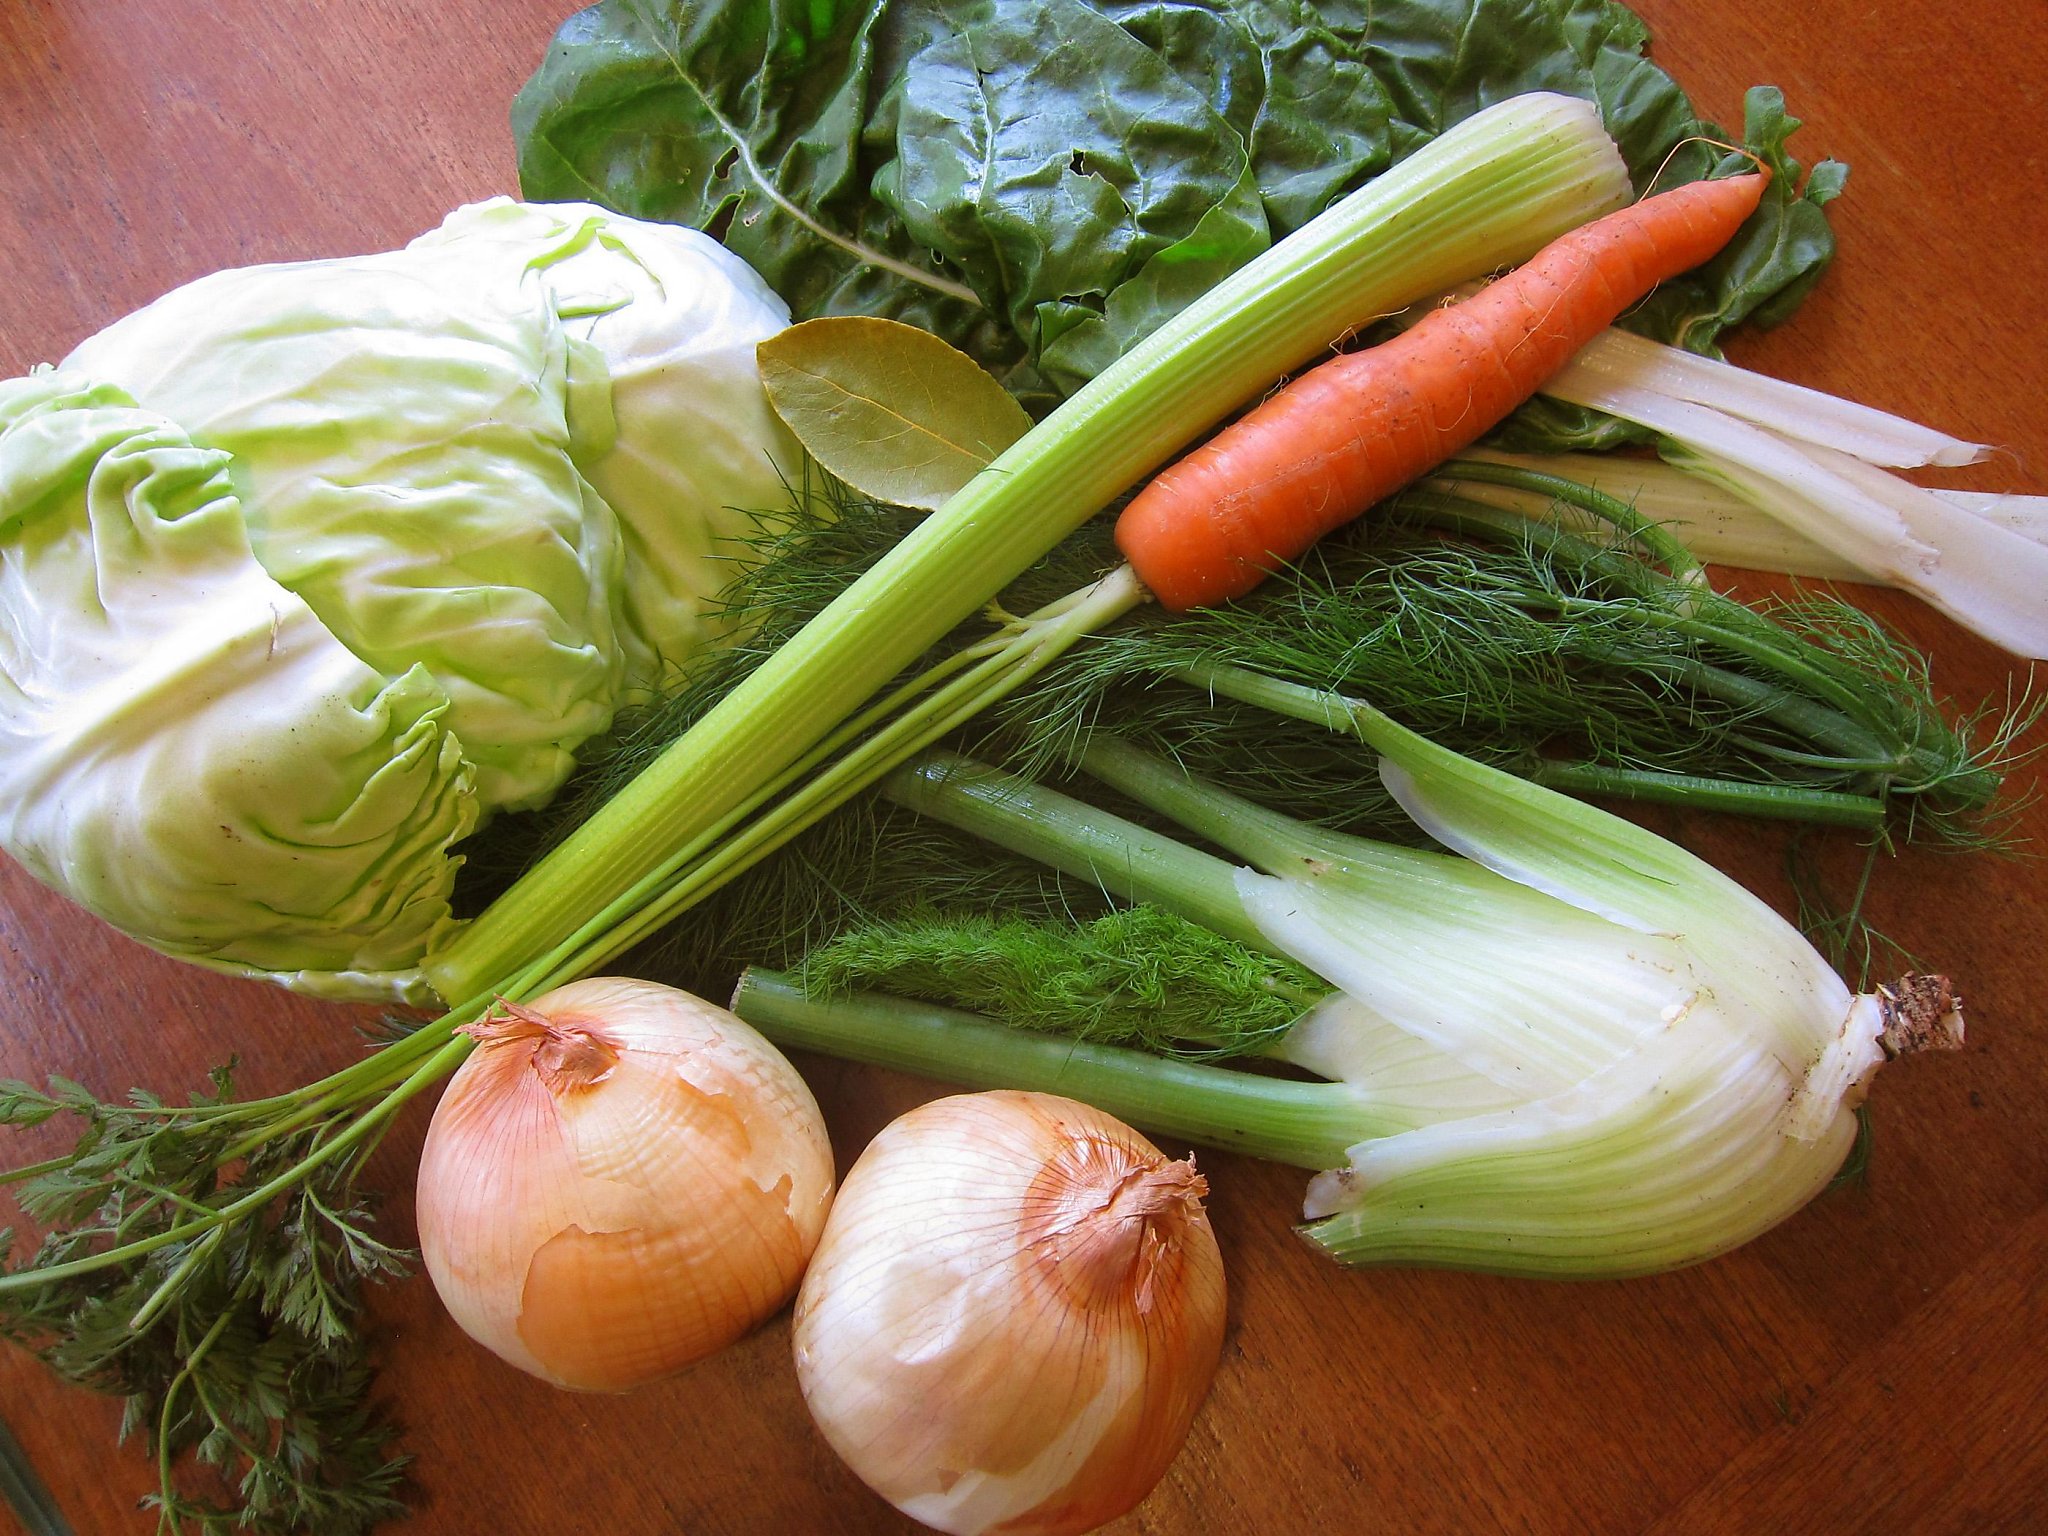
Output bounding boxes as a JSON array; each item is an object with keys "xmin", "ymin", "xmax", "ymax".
[{"xmin": 1876, "ymin": 975, "xmax": 1965, "ymax": 1057}]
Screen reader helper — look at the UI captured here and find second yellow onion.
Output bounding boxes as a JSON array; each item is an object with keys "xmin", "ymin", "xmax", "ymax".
[
  {"xmin": 793, "ymin": 1090, "xmax": 1227, "ymax": 1536},
  {"xmin": 416, "ymin": 977, "xmax": 835, "ymax": 1392}
]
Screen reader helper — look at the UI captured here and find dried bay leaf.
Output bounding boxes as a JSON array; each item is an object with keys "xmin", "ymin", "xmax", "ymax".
[{"xmin": 758, "ymin": 317, "xmax": 1033, "ymax": 510}]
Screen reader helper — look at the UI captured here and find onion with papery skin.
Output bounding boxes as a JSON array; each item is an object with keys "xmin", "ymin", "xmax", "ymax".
[
  {"xmin": 793, "ymin": 1090, "xmax": 1225, "ymax": 1536},
  {"xmin": 416, "ymin": 977, "xmax": 834, "ymax": 1392}
]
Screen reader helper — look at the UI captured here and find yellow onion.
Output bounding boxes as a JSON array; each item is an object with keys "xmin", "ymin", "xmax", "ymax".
[
  {"xmin": 416, "ymin": 976, "xmax": 834, "ymax": 1391},
  {"xmin": 793, "ymin": 1090, "xmax": 1226, "ymax": 1536}
]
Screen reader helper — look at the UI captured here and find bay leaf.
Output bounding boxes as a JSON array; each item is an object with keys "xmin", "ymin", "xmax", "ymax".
[{"xmin": 757, "ymin": 316, "xmax": 1034, "ymax": 510}]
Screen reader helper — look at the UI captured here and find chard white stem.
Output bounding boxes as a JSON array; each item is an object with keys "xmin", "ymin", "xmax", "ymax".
[
  {"xmin": 1545, "ymin": 326, "xmax": 1990, "ymax": 468},
  {"xmin": 1533, "ymin": 383, "xmax": 2048, "ymax": 659},
  {"xmin": 1435, "ymin": 449, "xmax": 1872, "ymax": 580}
]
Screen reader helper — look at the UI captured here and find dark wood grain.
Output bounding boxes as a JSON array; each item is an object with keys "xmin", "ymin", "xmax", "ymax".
[{"xmin": 2, "ymin": 3, "xmax": 2043, "ymax": 1533}]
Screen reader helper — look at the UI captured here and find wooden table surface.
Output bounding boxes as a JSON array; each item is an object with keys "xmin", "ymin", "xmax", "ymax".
[{"xmin": 2, "ymin": 2, "xmax": 2044, "ymax": 1532}]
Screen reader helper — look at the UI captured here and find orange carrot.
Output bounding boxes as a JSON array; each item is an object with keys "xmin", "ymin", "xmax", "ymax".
[{"xmin": 1114, "ymin": 171, "xmax": 1769, "ymax": 610}]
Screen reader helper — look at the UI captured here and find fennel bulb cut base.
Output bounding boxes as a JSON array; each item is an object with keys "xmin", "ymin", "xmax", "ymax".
[{"xmin": 1298, "ymin": 978, "xmax": 1963, "ymax": 1280}]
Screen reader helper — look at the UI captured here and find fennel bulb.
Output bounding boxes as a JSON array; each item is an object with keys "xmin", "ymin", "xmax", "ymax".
[
  {"xmin": 0, "ymin": 203, "xmax": 795, "ymax": 1000},
  {"xmin": 740, "ymin": 720, "xmax": 1962, "ymax": 1279},
  {"xmin": 1086, "ymin": 721, "xmax": 1962, "ymax": 1274}
]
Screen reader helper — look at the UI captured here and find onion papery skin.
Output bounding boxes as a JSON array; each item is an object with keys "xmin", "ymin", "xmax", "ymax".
[
  {"xmin": 417, "ymin": 977, "xmax": 834, "ymax": 1392},
  {"xmin": 793, "ymin": 1091, "xmax": 1226, "ymax": 1536}
]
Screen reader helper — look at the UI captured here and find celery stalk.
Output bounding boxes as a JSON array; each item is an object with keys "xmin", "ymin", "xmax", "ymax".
[{"xmin": 427, "ymin": 92, "xmax": 1631, "ymax": 1001}]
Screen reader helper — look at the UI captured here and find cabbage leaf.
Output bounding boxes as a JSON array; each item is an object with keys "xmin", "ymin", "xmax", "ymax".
[
  {"xmin": 0, "ymin": 375, "xmax": 476, "ymax": 1001},
  {"xmin": 64, "ymin": 237, "xmax": 630, "ymax": 814},
  {"xmin": 410, "ymin": 200, "xmax": 802, "ymax": 695}
]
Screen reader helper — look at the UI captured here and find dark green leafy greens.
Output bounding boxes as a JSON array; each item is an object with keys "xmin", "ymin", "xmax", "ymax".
[{"xmin": 515, "ymin": 0, "xmax": 1844, "ymax": 423}]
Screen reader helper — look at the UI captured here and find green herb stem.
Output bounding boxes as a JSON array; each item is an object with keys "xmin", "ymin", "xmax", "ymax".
[
  {"xmin": 127, "ymin": 1228, "xmax": 222, "ymax": 1335},
  {"xmin": 881, "ymin": 752, "xmax": 1261, "ymax": 948},
  {"xmin": 1526, "ymin": 762, "xmax": 1885, "ymax": 826},
  {"xmin": 1397, "ymin": 494, "xmax": 1902, "ymax": 749},
  {"xmin": 0, "ymin": 1034, "xmax": 469, "ymax": 1297},
  {"xmin": 732, "ymin": 969, "xmax": 1375, "ymax": 1169},
  {"xmin": 1430, "ymin": 457, "xmax": 1704, "ymax": 576},
  {"xmin": 1169, "ymin": 660, "xmax": 1892, "ymax": 826},
  {"xmin": 1399, "ymin": 490, "xmax": 2000, "ymax": 805}
]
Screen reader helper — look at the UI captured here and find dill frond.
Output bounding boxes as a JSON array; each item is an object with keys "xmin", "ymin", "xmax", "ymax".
[{"xmin": 799, "ymin": 905, "xmax": 1323, "ymax": 1059}]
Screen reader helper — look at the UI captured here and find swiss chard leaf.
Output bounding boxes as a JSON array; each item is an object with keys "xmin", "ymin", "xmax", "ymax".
[
  {"xmin": 883, "ymin": 0, "xmax": 1274, "ymax": 398},
  {"xmin": 1088, "ymin": 0, "xmax": 1396, "ymax": 235},
  {"xmin": 513, "ymin": 0, "xmax": 1012, "ymax": 367},
  {"xmin": 514, "ymin": 0, "xmax": 1843, "ymax": 422}
]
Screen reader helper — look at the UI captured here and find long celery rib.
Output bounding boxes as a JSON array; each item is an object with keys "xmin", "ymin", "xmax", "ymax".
[{"xmin": 427, "ymin": 94, "xmax": 1631, "ymax": 1001}]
